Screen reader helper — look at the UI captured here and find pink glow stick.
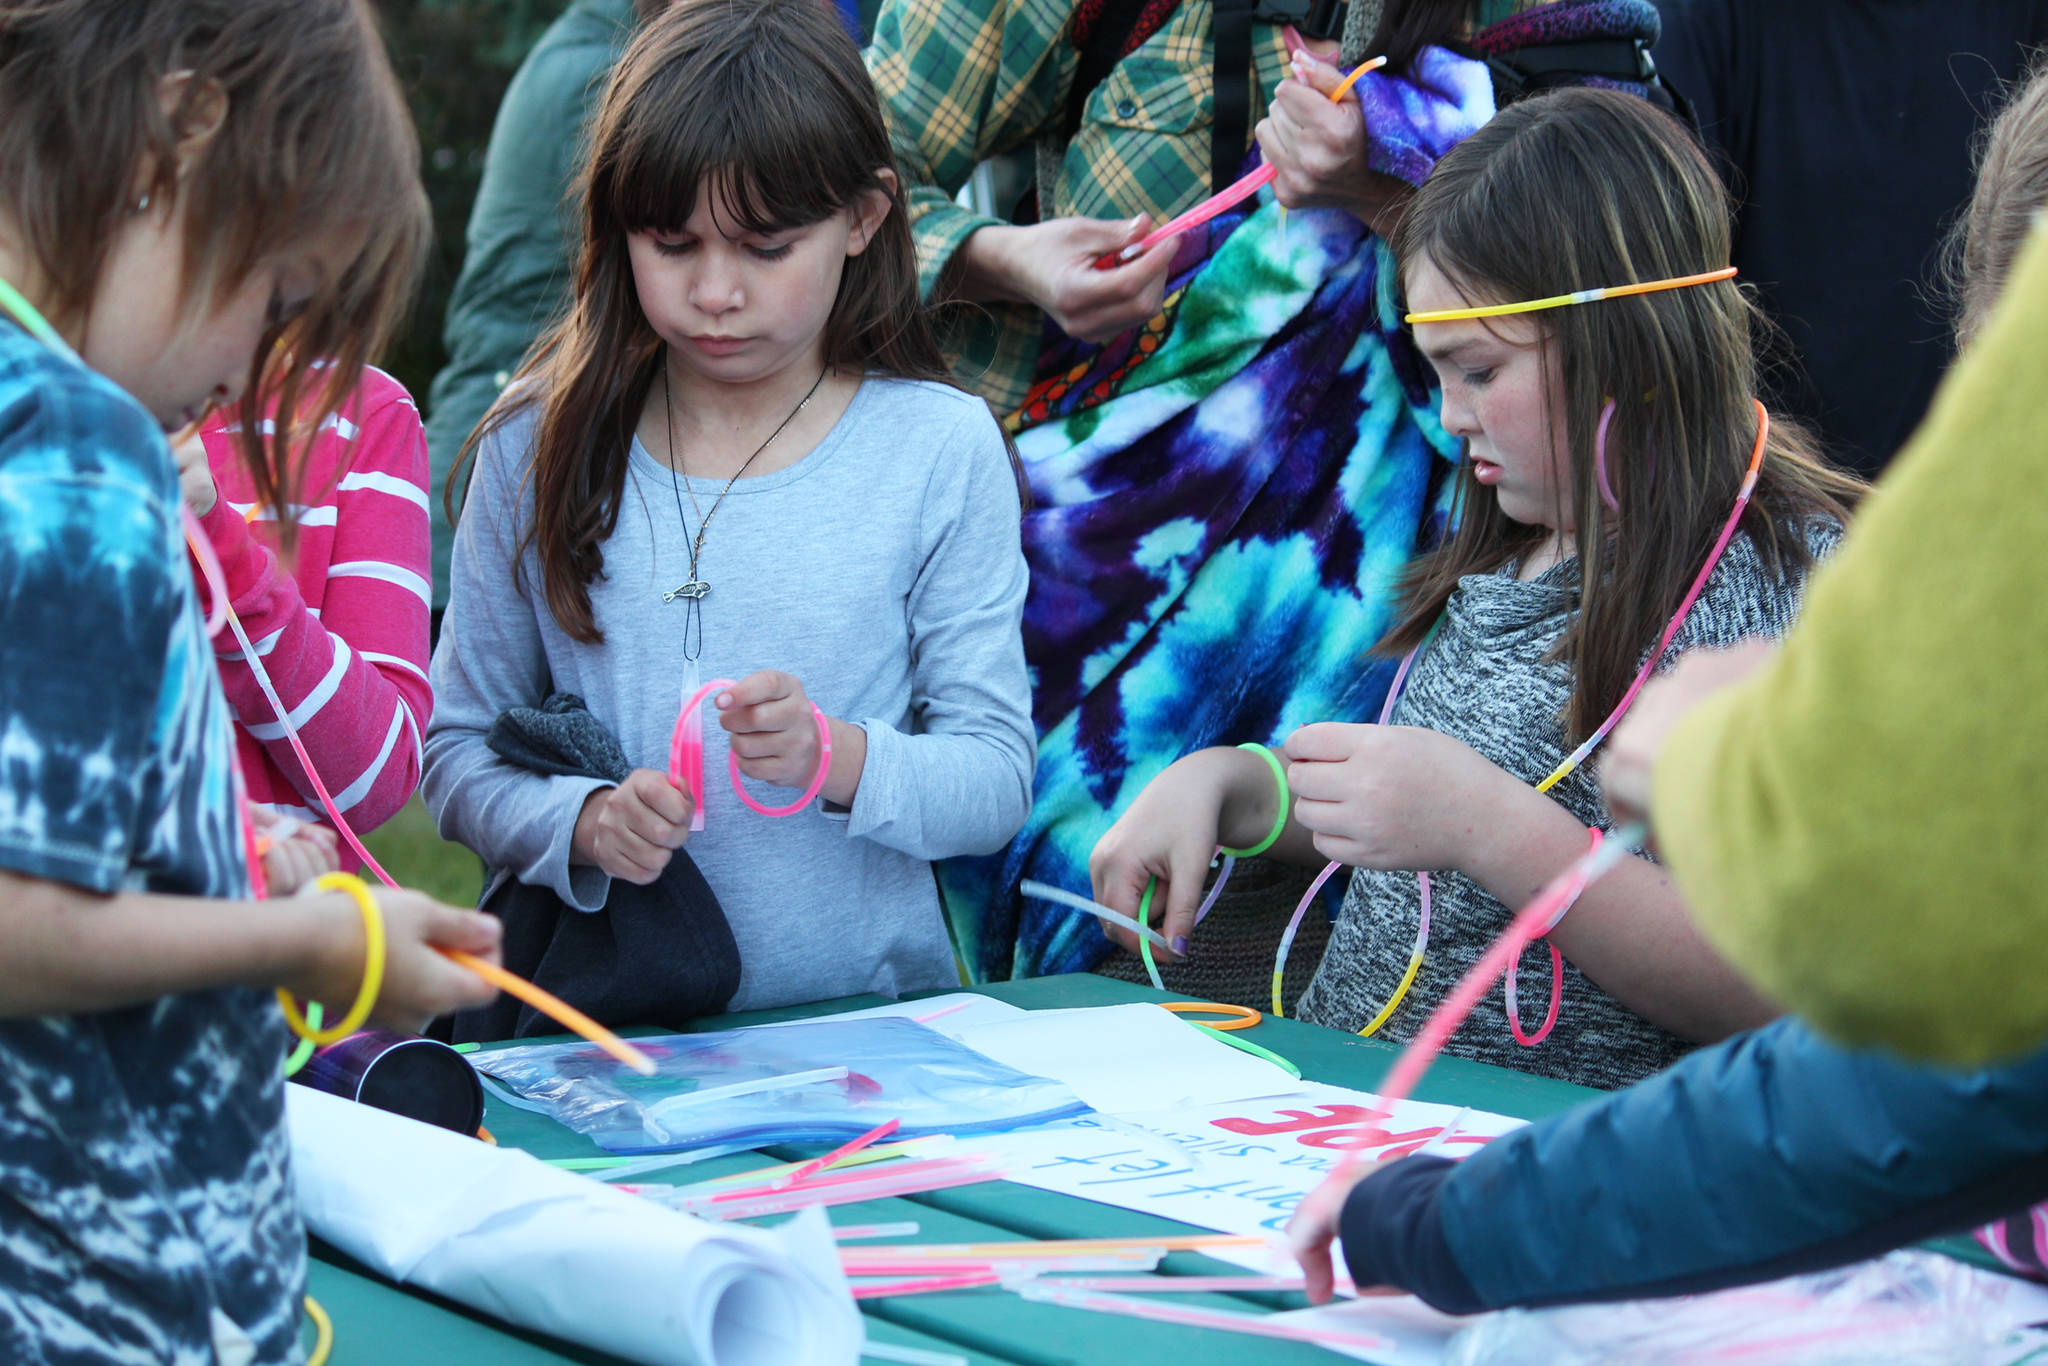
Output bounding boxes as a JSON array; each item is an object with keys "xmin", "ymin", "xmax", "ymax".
[
  {"xmin": 683, "ymin": 1160, "xmax": 1005, "ymax": 1221},
  {"xmin": 761, "ymin": 1117, "xmax": 901, "ymax": 1193},
  {"xmin": 715, "ymin": 1153, "xmax": 979, "ymax": 1199},
  {"xmin": 843, "ymin": 1256, "xmax": 1161, "ymax": 1277},
  {"xmin": 1096, "ymin": 54, "xmax": 1387, "ymax": 268},
  {"xmin": 911, "ymin": 1000, "xmax": 972, "ymax": 1024},
  {"xmin": 1032, "ymin": 1274, "xmax": 1355, "ymax": 1295},
  {"xmin": 1016, "ymin": 1285, "xmax": 1390, "ymax": 1349},
  {"xmin": 669, "ymin": 678, "xmax": 833, "ymax": 819},
  {"xmin": 850, "ymin": 1271, "xmax": 1001, "ymax": 1300}
]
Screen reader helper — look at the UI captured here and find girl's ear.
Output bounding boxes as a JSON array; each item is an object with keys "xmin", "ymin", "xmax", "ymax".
[
  {"xmin": 130, "ymin": 72, "xmax": 229, "ymax": 209},
  {"xmin": 845, "ymin": 169, "xmax": 898, "ymax": 258}
]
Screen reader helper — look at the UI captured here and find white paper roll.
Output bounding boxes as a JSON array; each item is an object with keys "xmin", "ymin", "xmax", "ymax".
[{"xmin": 288, "ymin": 1086, "xmax": 861, "ymax": 1366}]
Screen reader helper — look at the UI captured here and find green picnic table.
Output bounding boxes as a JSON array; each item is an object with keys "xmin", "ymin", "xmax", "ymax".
[{"xmin": 303, "ymin": 973, "xmax": 2000, "ymax": 1364}]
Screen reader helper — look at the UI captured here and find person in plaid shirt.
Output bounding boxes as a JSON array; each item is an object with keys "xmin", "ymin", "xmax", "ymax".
[{"xmin": 865, "ymin": 2, "xmax": 1688, "ymax": 988}]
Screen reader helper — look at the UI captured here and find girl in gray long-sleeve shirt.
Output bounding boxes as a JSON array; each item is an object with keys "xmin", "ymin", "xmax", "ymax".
[{"xmin": 424, "ymin": 0, "xmax": 1033, "ymax": 1012}]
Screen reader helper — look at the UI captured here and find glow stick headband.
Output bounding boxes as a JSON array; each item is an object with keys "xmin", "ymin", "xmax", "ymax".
[{"xmin": 1403, "ymin": 266, "xmax": 1738, "ymax": 325}]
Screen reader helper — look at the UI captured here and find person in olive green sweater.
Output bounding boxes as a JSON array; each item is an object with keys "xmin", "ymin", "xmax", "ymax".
[
  {"xmin": 423, "ymin": 0, "xmax": 650, "ymax": 625},
  {"xmin": 1603, "ymin": 216, "xmax": 2048, "ymax": 1070}
]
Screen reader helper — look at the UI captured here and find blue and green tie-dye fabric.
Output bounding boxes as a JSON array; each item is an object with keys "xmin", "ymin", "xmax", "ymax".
[
  {"xmin": 938, "ymin": 51, "xmax": 1493, "ymax": 982},
  {"xmin": 0, "ymin": 324, "xmax": 303, "ymax": 1365}
]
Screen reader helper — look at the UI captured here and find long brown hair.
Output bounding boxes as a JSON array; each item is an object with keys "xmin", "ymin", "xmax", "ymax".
[
  {"xmin": 0, "ymin": 0, "xmax": 429, "ymax": 526},
  {"xmin": 1388, "ymin": 88, "xmax": 1863, "ymax": 743},
  {"xmin": 471, "ymin": 0, "xmax": 955, "ymax": 644},
  {"xmin": 1946, "ymin": 55, "xmax": 2048, "ymax": 347}
]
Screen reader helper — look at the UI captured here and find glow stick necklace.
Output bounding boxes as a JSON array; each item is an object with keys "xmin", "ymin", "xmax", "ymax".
[{"xmin": 1256, "ymin": 401, "xmax": 1769, "ymax": 1040}]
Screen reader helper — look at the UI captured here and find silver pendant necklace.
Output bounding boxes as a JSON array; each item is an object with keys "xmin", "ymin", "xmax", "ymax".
[{"xmin": 660, "ymin": 358, "xmax": 828, "ymax": 655}]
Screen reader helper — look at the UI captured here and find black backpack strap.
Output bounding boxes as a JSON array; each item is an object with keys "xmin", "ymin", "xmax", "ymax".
[
  {"xmin": 1212, "ymin": 0, "xmax": 1258, "ymax": 194},
  {"xmin": 1061, "ymin": 0, "xmax": 1161, "ymax": 141}
]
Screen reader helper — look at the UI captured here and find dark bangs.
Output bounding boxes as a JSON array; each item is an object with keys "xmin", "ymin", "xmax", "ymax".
[{"xmin": 597, "ymin": 0, "xmax": 885, "ymax": 242}]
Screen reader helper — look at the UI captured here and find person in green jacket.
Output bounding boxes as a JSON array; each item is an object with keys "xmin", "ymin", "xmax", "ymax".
[{"xmin": 422, "ymin": 0, "xmax": 651, "ymax": 630}]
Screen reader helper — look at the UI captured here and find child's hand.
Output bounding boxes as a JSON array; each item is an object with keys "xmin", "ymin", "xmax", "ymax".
[
  {"xmin": 171, "ymin": 430, "xmax": 219, "ymax": 516},
  {"xmin": 572, "ymin": 769, "xmax": 694, "ymax": 884},
  {"xmin": 716, "ymin": 670, "xmax": 829, "ymax": 790},
  {"xmin": 288, "ymin": 885, "xmax": 503, "ymax": 1033},
  {"xmin": 1089, "ymin": 750, "xmax": 1240, "ymax": 962},
  {"xmin": 1284, "ymin": 723, "xmax": 1511, "ymax": 873},
  {"xmin": 1601, "ymin": 640, "xmax": 1778, "ymax": 827},
  {"xmin": 256, "ymin": 813, "xmax": 339, "ymax": 896}
]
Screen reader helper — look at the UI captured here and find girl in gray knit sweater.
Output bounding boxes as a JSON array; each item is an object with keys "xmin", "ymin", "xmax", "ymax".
[{"xmin": 1092, "ymin": 89, "xmax": 1865, "ymax": 1089}]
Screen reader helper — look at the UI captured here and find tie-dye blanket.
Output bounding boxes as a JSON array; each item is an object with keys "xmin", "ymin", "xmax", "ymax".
[{"xmin": 938, "ymin": 49, "xmax": 1493, "ymax": 981}]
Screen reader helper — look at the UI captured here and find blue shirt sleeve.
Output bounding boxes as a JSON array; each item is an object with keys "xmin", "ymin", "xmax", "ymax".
[{"xmin": 0, "ymin": 358, "xmax": 193, "ymax": 892}]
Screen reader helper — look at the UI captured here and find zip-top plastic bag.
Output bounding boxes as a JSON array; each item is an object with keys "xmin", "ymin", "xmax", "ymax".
[
  {"xmin": 1444, "ymin": 1250, "xmax": 2048, "ymax": 1366},
  {"xmin": 473, "ymin": 1015, "xmax": 1090, "ymax": 1154}
]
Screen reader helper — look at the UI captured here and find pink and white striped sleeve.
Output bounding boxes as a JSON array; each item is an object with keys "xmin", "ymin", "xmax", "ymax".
[{"xmin": 201, "ymin": 374, "xmax": 434, "ymax": 837}]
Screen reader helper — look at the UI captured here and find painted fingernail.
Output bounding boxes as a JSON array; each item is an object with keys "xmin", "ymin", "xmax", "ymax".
[{"xmin": 1172, "ymin": 936, "xmax": 1189, "ymax": 955}]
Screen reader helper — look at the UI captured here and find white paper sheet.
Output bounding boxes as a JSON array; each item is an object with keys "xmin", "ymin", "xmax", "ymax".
[
  {"xmin": 943, "ymin": 1003, "xmax": 1304, "ymax": 1112},
  {"xmin": 978, "ymin": 1082, "xmax": 1522, "ymax": 1246},
  {"xmin": 289, "ymin": 1086, "xmax": 861, "ymax": 1366}
]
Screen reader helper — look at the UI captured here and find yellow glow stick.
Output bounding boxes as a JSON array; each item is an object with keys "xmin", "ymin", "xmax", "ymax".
[{"xmin": 1403, "ymin": 266, "xmax": 1738, "ymax": 325}]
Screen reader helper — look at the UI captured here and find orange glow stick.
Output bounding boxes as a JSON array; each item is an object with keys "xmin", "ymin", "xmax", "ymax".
[{"xmin": 444, "ymin": 950, "xmax": 655, "ymax": 1076}]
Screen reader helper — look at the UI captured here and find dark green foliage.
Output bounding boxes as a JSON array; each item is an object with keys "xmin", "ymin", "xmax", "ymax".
[{"xmin": 374, "ymin": 0, "xmax": 575, "ymax": 399}]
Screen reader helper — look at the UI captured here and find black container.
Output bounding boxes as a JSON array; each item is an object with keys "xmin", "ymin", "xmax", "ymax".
[{"xmin": 292, "ymin": 1029, "xmax": 486, "ymax": 1134}]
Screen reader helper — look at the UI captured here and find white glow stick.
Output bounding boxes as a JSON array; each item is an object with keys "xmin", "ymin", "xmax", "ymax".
[
  {"xmin": 861, "ymin": 1338, "xmax": 969, "ymax": 1366},
  {"xmin": 1015, "ymin": 1285, "xmax": 1390, "ymax": 1349},
  {"xmin": 640, "ymin": 1066, "xmax": 850, "ymax": 1144},
  {"xmin": 1021, "ymin": 880, "xmax": 1175, "ymax": 951},
  {"xmin": 835, "ymin": 1222, "xmax": 921, "ymax": 1242}
]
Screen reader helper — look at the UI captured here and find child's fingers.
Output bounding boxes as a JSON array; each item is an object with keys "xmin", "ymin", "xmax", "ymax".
[
  {"xmin": 1156, "ymin": 841, "xmax": 1212, "ymax": 955},
  {"xmin": 716, "ymin": 669, "xmax": 800, "ymax": 714},
  {"xmin": 1283, "ymin": 721, "xmax": 1355, "ymax": 763},
  {"xmin": 621, "ymin": 769, "xmax": 693, "ymax": 831}
]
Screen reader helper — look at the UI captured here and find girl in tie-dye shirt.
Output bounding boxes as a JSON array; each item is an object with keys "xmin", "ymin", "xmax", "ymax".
[{"xmin": 0, "ymin": 4, "xmax": 503, "ymax": 1362}]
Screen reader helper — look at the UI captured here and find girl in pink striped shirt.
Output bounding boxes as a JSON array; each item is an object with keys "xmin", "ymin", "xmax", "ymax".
[{"xmin": 179, "ymin": 364, "xmax": 433, "ymax": 872}]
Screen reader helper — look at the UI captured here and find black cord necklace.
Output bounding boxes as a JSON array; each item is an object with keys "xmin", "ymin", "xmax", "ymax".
[{"xmin": 659, "ymin": 357, "xmax": 829, "ymax": 658}]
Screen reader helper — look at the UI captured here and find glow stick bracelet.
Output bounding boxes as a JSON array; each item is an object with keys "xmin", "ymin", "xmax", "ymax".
[
  {"xmin": 215, "ymin": 597, "xmax": 658, "ymax": 1075},
  {"xmin": 1021, "ymin": 880, "xmax": 1176, "ymax": 953},
  {"xmin": 760, "ymin": 1117, "xmax": 901, "ymax": 1193},
  {"xmin": 835, "ymin": 1222, "xmax": 922, "ymax": 1242},
  {"xmin": 860, "ymin": 1338, "xmax": 969, "ymax": 1366},
  {"xmin": 1402, "ymin": 265, "xmax": 1739, "ymax": 325},
  {"xmin": 181, "ymin": 505, "xmax": 230, "ymax": 637},
  {"xmin": 910, "ymin": 1000, "xmax": 972, "ymax": 1024},
  {"xmin": 1188, "ymin": 1022, "xmax": 1301, "ymax": 1079},
  {"xmin": 1098, "ymin": 55, "xmax": 1389, "ymax": 267},
  {"xmin": 851, "ymin": 1271, "xmax": 1002, "ymax": 1300},
  {"xmin": 1135, "ymin": 880, "xmax": 1166, "ymax": 990},
  {"xmin": 1015, "ymin": 1285, "xmax": 1391, "ymax": 1350},
  {"xmin": 860, "ymin": 1234, "xmax": 1263, "ymax": 1259},
  {"xmin": 669, "ymin": 678, "xmax": 833, "ymax": 819}
]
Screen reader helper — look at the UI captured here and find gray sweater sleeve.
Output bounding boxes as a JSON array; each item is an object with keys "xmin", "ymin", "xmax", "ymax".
[
  {"xmin": 843, "ymin": 406, "xmax": 1034, "ymax": 859},
  {"xmin": 421, "ymin": 413, "xmax": 613, "ymax": 911}
]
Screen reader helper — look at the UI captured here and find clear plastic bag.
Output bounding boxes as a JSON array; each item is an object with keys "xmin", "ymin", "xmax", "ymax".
[
  {"xmin": 1444, "ymin": 1250, "xmax": 2048, "ymax": 1366},
  {"xmin": 473, "ymin": 1015, "xmax": 1089, "ymax": 1154}
]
